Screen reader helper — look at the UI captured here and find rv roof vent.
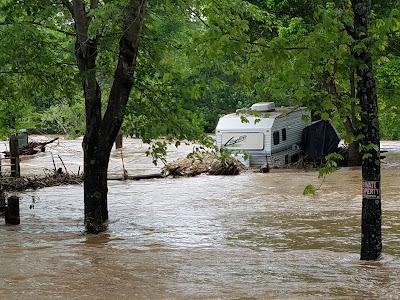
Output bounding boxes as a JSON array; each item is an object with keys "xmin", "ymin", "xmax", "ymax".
[{"xmin": 251, "ymin": 102, "xmax": 275, "ymax": 112}]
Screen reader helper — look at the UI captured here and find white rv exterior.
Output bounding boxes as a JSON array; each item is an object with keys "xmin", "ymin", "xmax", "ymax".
[{"xmin": 215, "ymin": 102, "xmax": 309, "ymax": 167}]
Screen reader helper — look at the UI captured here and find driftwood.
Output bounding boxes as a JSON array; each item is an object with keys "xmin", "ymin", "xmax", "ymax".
[
  {"xmin": 108, "ymin": 173, "xmax": 165, "ymax": 181},
  {"xmin": 3, "ymin": 137, "xmax": 59, "ymax": 157},
  {"xmin": 162, "ymin": 152, "xmax": 245, "ymax": 177},
  {"xmin": 208, "ymin": 160, "xmax": 242, "ymax": 175},
  {"xmin": 0, "ymin": 173, "xmax": 82, "ymax": 192},
  {"xmin": 0, "ymin": 172, "xmax": 169, "ymax": 192}
]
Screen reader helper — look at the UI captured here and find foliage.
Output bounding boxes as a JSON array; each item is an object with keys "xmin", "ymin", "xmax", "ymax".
[
  {"xmin": 303, "ymin": 184, "xmax": 316, "ymax": 196},
  {"xmin": 0, "ymin": 0, "xmax": 81, "ymax": 139},
  {"xmin": 185, "ymin": 0, "xmax": 400, "ymax": 140},
  {"xmin": 376, "ymin": 58, "xmax": 400, "ymax": 139},
  {"xmin": 318, "ymin": 152, "xmax": 344, "ymax": 178},
  {"xmin": 40, "ymin": 103, "xmax": 86, "ymax": 137},
  {"xmin": 1, "ymin": 0, "xmax": 400, "ymax": 145},
  {"xmin": 303, "ymin": 152, "xmax": 344, "ymax": 196}
]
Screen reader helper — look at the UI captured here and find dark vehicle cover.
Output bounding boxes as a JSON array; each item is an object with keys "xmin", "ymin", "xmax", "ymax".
[{"xmin": 301, "ymin": 120, "xmax": 340, "ymax": 161}]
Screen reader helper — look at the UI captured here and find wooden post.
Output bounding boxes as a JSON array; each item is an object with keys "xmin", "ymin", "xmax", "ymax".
[
  {"xmin": 115, "ymin": 131, "xmax": 123, "ymax": 149},
  {"xmin": 9, "ymin": 135, "xmax": 20, "ymax": 178},
  {"xmin": 0, "ymin": 190, "xmax": 6, "ymax": 213},
  {"xmin": 5, "ymin": 196, "xmax": 20, "ymax": 225}
]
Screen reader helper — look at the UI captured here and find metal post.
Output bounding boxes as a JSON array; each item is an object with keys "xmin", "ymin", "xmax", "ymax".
[
  {"xmin": 9, "ymin": 135, "xmax": 20, "ymax": 178},
  {"xmin": 5, "ymin": 196, "xmax": 20, "ymax": 225}
]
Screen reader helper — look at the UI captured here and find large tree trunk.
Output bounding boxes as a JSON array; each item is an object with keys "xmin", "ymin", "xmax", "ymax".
[
  {"xmin": 62, "ymin": 0, "xmax": 146, "ymax": 233},
  {"xmin": 83, "ymin": 149, "xmax": 110, "ymax": 232},
  {"xmin": 352, "ymin": 0, "xmax": 382, "ymax": 260}
]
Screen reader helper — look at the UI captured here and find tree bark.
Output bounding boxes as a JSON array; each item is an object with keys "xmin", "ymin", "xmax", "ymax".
[
  {"xmin": 62, "ymin": 0, "xmax": 146, "ymax": 233},
  {"xmin": 352, "ymin": 0, "xmax": 382, "ymax": 260},
  {"xmin": 347, "ymin": 141, "xmax": 361, "ymax": 166},
  {"xmin": 346, "ymin": 72, "xmax": 362, "ymax": 166},
  {"xmin": 324, "ymin": 68, "xmax": 362, "ymax": 167},
  {"xmin": 344, "ymin": 118, "xmax": 361, "ymax": 166},
  {"xmin": 83, "ymin": 152, "xmax": 109, "ymax": 232}
]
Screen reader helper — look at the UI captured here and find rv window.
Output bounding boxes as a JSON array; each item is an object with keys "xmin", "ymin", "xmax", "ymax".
[
  {"xmin": 282, "ymin": 128, "xmax": 287, "ymax": 141},
  {"xmin": 273, "ymin": 131, "xmax": 280, "ymax": 145}
]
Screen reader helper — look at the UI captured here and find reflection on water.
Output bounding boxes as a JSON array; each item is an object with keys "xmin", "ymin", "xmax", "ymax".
[{"xmin": 0, "ymin": 139, "xmax": 400, "ymax": 299}]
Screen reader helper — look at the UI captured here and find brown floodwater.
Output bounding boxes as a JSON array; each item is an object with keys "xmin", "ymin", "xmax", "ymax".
[{"xmin": 0, "ymin": 138, "xmax": 399, "ymax": 299}]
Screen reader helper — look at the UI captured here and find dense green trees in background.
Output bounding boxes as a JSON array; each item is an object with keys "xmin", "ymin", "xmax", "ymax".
[{"xmin": 0, "ymin": 0, "xmax": 399, "ymax": 141}]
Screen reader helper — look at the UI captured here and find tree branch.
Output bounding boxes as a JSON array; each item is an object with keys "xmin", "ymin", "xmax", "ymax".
[
  {"xmin": 31, "ymin": 21, "xmax": 75, "ymax": 36},
  {"xmin": 187, "ymin": 5, "xmax": 208, "ymax": 28},
  {"xmin": 90, "ymin": 0, "xmax": 99, "ymax": 10},
  {"xmin": 0, "ymin": 21, "xmax": 74, "ymax": 36},
  {"xmin": 101, "ymin": 0, "xmax": 146, "ymax": 147},
  {"xmin": 71, "ymin": 0, "xmax": 89, "ymax": 44},
  {"xmin": 60, "ymin": 0, "xmax": 74, "ymax": 16}
]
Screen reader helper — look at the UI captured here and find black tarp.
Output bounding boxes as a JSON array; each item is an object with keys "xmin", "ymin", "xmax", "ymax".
[{"xmin": 301, "ymin": 120, "xmax": 340, "ymax": 161}]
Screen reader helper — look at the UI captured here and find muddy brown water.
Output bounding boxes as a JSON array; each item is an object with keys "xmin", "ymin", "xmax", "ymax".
[{"xmin": 0, "ymin": 138, "xmax": 399, "ymax": 299}]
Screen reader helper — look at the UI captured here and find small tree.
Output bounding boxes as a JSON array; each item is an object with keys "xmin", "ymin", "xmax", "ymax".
[
  {"xmin": 352, "ymin": 0, "xmax": 382, "ymax": 260},
  {"xmin": 60, "ymin": 0, "xmax": 146, "ymax": 233}
]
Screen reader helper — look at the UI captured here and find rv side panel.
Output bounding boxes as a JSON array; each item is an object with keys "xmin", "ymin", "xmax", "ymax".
[
  {"xmin": 264, "ymin": 130, "xmax": 272, "ymax": 155},
  {"xmin": 270, "ymin": 110, "xmax": 308, "ymax": 155}
]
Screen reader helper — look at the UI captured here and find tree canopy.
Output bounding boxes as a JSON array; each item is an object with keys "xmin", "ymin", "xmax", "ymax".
[{"xmin": 1, "ymin": 0, "xmax": 399, "ymax": 141}]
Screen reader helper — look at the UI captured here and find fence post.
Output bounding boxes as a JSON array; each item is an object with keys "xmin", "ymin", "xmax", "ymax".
[
  {"xmin": 9, "ymin": 135, "xmax": 20, "ymax": 178},
  {"xmin": 0, "ymin": 190, "xmax": 5, "ymax": 213},
  {"xmin": 5, "ymin": 196, "xmax": 20, "ymax": 225}
]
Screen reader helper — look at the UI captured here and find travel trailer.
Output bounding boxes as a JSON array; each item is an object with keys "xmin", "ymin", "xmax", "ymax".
[{"xmin": 215, "ymin": 102, "xmax": 310, "ymax": 167}]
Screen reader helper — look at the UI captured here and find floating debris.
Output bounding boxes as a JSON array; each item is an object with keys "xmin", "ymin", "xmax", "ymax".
[
  {"xmin": 2, "ymin": 137, "xmax": 59, "ymax": 157},
  {"xmin": 0, "ymin": 173, "xmax": 82, "ymax": 192},
  {"xmin": 162, "ymin": 152, "xmax": 246, "ymax": 177}
]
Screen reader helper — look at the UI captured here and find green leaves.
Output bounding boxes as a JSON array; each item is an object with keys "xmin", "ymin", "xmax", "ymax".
[
  {"xmin": 353, "ymin": 41, "xmax": 367, "ymax": 55},
  {"xmin": 2, "ymin": 0, "xmax": 400, "ymax": 149},
  {"xmin": 318, "ymin": 152, "xmax": 344, "ymax": 178},
  {"xmin": 360, "ymin": 143, "xmax": 380, "ymax": 161},
  {"xmin": 303, "ymin": 184, "xmax": 316, "ymax": 196},
  {"xmin": 240, "ymin": 115, "xmax": 250, "ymax": 123},
  {"xmin": 321, "ymin": 112, "xmax": 330, "ymax": 121}
]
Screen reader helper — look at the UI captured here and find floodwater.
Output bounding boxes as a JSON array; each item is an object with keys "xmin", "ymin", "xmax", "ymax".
[{"xmin": 1, "ymin": 138, "xmax": 400, "ymax": 299}]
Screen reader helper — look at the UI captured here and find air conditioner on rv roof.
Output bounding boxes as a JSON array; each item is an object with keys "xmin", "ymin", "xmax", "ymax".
[{"xmin": 251, "ymin": 102, "xmax": 275, "ymax": 112}]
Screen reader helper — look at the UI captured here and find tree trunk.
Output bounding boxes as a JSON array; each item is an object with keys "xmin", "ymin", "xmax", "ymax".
[
  {"xmin": 348, "ymin": 141, "xmax": 361, "ymax": 166},
  {"xmin": 343, "ymin": 118, "xmax": 362, "ymax": 166},
  {"xmin": 352, "ymin": 0, "xmax": 382, "ymax": 260},
  {"xmin": 83, "ymin": 148, "xmax": 109, "ymax": 233},
  {"xmin": 324, "ymin": 67, "xmax": 362, "ymax": 167},
  {"xmin": 62, "ymin": 0, "xmax": 146, "ymax": 233},
  {"xmin": 347, "ymin": 72, "xmax": 362, "ymax": 167}
]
